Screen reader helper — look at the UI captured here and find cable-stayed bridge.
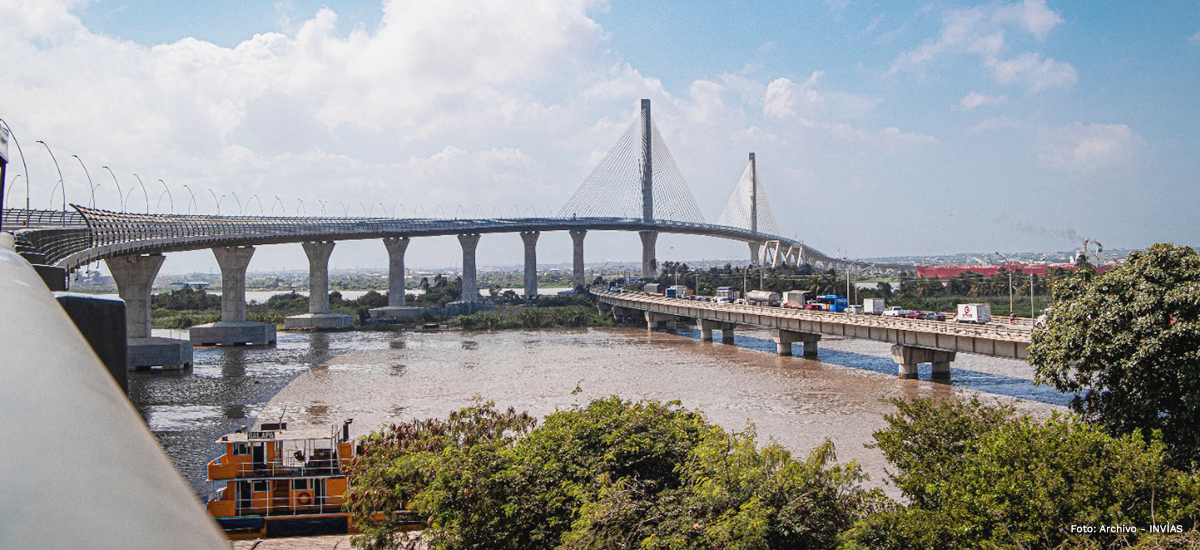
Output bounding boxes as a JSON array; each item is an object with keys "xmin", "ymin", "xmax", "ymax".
[{"xmin": 4, "ymin": 99, "xmax": 881, "ymax": 366}]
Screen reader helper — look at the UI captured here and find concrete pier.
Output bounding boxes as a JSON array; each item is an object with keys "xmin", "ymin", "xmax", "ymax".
[
  {"xmin": 698, "ymin": 319, "xmax": 736, "ymax": 343},
  {"xmin": 891, "ymin": 345, "xmax": 956, "ymax": 379},
  {"xmin": 106, "ymin": 253, "xmax": 193, "ymax": 368},
  {"xmin": 774, "ymin": 329, "xmax": 820, "ymax": 357},
  {"xmin": 521, "ymin": 231, "xmax": 539, "ymax": 301},
  {"xmin": 191, "ymin": 246, "xmax": 276, "ymax": 346},
  {"xmin": 459, "ymin": 233, "xmax": 481, "ymax": 304},
  {"xmin": 570, "ymin": 229, "xmax": 586, "ymax": 288},
  {"xmin": 369, "ymin": 237, "xmax": 422, "ymax": 321},
  {"xmin": 285, "ymin": 241, "xmax": 353, "ymax": 330},
  {"xmin": 749, "ymin": 242, "xmax": 761, "ymax": 265},
  {"xmin": 639, "ymin": 230, "xmax": 657, "ymax": 280},
  {"xmin": 645, "ymin": 311, "xmax": 676, "ymax": 330}
]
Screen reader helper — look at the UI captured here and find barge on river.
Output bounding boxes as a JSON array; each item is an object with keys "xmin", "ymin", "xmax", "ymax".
[{"xmin": 205, "ymin": 420, "xmax": 362, "ymax": 538}]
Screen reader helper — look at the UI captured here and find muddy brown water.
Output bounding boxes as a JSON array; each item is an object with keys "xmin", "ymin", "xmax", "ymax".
[{"xmin": 130, "ymin": 326, "xmax": 1068, "ymax": 497}]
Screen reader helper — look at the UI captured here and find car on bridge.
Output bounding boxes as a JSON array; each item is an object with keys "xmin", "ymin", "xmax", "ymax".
[
  {"xmin": 923, "ymin": 311, "xmax": 947, "ymax": 321},
  {"xmin": 845, "ymin": 305, "xmax": 865, "ymax": 314},
  {"xmin": 882, "ymin": 306, "xmax": 906, "ymax": 317},
  {"xmin": 903, "ymin": 310, "xmax": 925, "ymax": 319}
]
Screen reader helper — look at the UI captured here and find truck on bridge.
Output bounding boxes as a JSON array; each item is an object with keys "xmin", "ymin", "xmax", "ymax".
[{"xmin": 745, "ymin": 290, "xmax": 781, "ymax": 306}]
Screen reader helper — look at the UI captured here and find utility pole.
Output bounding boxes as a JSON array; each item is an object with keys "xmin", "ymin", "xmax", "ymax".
[
  {"xmin": 995, "ymin": 252, "xmax": 1014, "ymax": 318},
  {"xmin": 0, "ymin": 124, "xmax": 8, "ymax": 232}
]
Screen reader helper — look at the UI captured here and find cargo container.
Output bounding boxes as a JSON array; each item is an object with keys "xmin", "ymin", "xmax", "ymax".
[
  {"xmin": 643, "ymin": 283, "xmax": 662, "ymax": 295},
  {"xmin": 955, "ymin": 303, "xmax": 992, "ymax": 324},
  {"xmin": 782, "ymin": 290, "xmax": 811, "ymax": 309},
  {"xmin": 665, "ymin": 285, "xmax": 690, "ymax": 298},
  {"xmin": 715, "ymin": 287, "xmax": 740, "ymax": 301},
  {"xmin": 862, "ymin": 298, "xmax": 886, "ymax": 315}
]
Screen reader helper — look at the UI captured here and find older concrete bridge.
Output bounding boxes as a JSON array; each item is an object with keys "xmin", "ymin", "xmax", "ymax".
[
  {"xmin": 7, "ymin": 99, "xmax": 901, "ymax": 368},
  {"xmin": 593, "ymin": 289, "xmax": 1032, "ymax": 380}
]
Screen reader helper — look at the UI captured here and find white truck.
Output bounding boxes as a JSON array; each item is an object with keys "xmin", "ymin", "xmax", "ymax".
[
  {"xmin": 862, "ymin": 298, "xmax": 886, "ymax": 315},
  {"xmin": 643, "ymin": 283, "xmax": 662, "ymax": 295},
  {"xmin": 782, "ymin": 290, "xmax": 811, "ymax": 309},
  {"xmin": 665, "ymin": 285, "xmax": 690, "ymax": 298},
  {"xmin": 956, "ymin": 303, "xmax": 992, "ymax": 324}
]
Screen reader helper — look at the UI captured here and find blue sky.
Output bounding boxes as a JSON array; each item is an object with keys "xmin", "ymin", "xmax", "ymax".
[{"xmin": 2, "ymin": 0, "xmax": 1198, "ymax": 273}]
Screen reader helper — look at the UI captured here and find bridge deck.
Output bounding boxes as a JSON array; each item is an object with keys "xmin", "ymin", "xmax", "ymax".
[{"xmin": 594, "ymin": 290, "xmax": 1031, "ymax": 360}]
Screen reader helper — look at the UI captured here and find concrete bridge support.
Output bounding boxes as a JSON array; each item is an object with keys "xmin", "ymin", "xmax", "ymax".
[
  {"xmin": 698, "ymin": 318, "xmax": 737, "ymax": 343},
  {"xmin": 891, "ymin": 345, "xmax": 955, "ymax": 379},
  {"xmin": 459, "ymin": 233, "xmax": 481, "ymax": 304},
  {"xmin": 369, "ymin": 237, "xmax": 422, "ymax": 322},
  {"xmin": 190, "ymin": 246, "xmax": 276, "ymax": 346},
  {"xmin": 284, "ymin": 241, "xmax": 352, "ymax": 329},
  {"xmin": 774, "ymin": 330, "xmax": 820, "ymax": 357},
  {"xmin": 521, "ymin": 231, "xmax": 539, "ymax": 301},
  {"xmin": 106, "ymin": 253, "xmax": 193, "ymax": 368},
  {"xmin": 645, "ymin": 311, "xmax": 676, "ymax": 331},
  {"xmin": 749, "ymin": 242, "xmax": 760, "ymax": 265},
  {"xmin": 640, "ymin": 230, "xmax": 657, "ymax": 279},
  {"xmin": 570, "ymin": 229, "xmax": 586, "ymax": 288}
]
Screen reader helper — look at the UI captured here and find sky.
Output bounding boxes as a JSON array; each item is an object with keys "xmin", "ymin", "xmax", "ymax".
[{"xmin": 2, "ymin": 0, "xmax": 1198, "ymax": 274}]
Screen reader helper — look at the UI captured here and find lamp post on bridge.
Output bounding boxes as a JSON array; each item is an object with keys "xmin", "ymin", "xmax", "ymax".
[
  {"xmin": 35, "ymin": 141, "xmax": 65, "ymax": 216},
  {"xmin": 0, "ymin": 119, "xmax": 32, "ymax": 227},
  {"xmin": 71, "ymin": 155, "xmax": 96, "ymax": 209},
  {"xmin": 181, "ymin": 184, "xmax": 197, "ymax": 215},
  {"xmin": 209, "ymin": 189, "xmax": 225, "ymax": 216},
  {"xmin": 102, "ymin": 166, "xmax": 123, "ymax": 212},
  {"xmin": 133, "ymin": 174, "xmax": 149, "ymax": 213},
  {"xmin": 994, "ymin": 252, "xmax": 1015, "ymax": 318},
  {"xmin": 157, "ymin": 179, "xmax": 173, "ymax": 214}
]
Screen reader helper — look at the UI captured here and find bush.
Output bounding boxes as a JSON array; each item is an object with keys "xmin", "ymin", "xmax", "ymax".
[
  {"xmin": 347, "ymin": 398, "xmax": 876, "ymax": 550},
  {"xmin": 844, "ymin": 398, "xmax": 1200, "ymax": 549}
]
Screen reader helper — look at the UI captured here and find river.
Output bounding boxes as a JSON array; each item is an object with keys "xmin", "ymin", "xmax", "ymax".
[{"xmin": 131, "ymin": 325, "xmax": 1068, "ymax": 497}]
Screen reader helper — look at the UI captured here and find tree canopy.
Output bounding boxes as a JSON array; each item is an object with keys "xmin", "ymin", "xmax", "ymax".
[{"xmin": 1029, "ymin": 243, "xmax": 1200, "ymax": 468}]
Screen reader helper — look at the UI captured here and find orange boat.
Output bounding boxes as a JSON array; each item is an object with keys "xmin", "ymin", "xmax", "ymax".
[{"xmin": 205, "ymin": 419, "xmax": 362, "ymax": 539}]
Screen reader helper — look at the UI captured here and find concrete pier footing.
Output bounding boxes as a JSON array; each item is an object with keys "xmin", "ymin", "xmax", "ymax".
[
  {"xmin": 773, "ymin": 329, "xmax": 820, "ymax": 357},
  {"xmin": 285, "ymin": 241, "xmax": 352, "ymax": 330},
  {"xmin": 891, "ymin": 345, "xmax": 956, "ymax": 379},
  {"xmin": 639, "ymin": 231, "xmax": 657, "ymax": 279},
  {"xmin": 698, "ymin": 318, "xmax": 736, "ymax": 343},
  {"xmin": 459, "ymin": 234, "xmax": 481, "ymax": 304},
  {"xmin": 645, "ymin": 311, "xmax": 676, "ymax": 330},
  {"xmin": 368, "ymin": 237, "xmax": 418, "ymax": 322},
  {"xmin": 570, "ymin": 229, "xmax": 586, "ymax": 288},
  {"xmin": 521, "ymin": 231, "xmax": 539, "ymax": 300},
  {"xmin": 191, "ymin": 246, "xmax": 276, "ymax": 346},
  {"xmin": 383, "ymin": 237, "xmax": 410, "ymax": 307},
  {"xmin": 107, "ymin": 253, "xmax": 194, "ymax": 369}
]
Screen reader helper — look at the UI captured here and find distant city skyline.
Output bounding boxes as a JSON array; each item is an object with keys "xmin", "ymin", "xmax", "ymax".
[{"xmin": 4, "ymin": 0, "xmax": 1197, "ymax": 275}]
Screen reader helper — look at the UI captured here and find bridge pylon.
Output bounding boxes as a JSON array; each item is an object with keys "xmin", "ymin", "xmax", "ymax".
[{"xmin": 718, "ymin": 152, "xmax": 780, "ymax": 265}]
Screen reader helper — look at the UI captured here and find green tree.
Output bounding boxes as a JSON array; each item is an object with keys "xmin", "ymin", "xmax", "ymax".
[
  {"xmin": 1029, "ymin": 243, "xmax": 1200, "ymax": 467},
  {"xmin": 845, "ymin": 398, "xmax": 1200, "ymax": 549}
]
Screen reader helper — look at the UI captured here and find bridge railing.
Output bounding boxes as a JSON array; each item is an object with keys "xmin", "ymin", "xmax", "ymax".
[{"xmin": 593, "ymin": 289, "xmax": 1032, "ymax": 342}]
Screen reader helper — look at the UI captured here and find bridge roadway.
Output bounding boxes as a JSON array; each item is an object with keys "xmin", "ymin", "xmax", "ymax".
[{"xmin": 592, "ymin": 289, "xmax": 1032, "ymax": 380}]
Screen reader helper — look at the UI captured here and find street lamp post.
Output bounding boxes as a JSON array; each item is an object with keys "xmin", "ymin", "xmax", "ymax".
[
  {"xmin": 102, "ymin": 166, "xmax": 123, "ymax": 212},
  {"xmin": 209, "ymin": 189, "xmax": 225, "ymax": 215},
  {"xmin": 71, "ymin": 155, "xmax": 96, "ymax": 209},
  {"xmin": 133, "ymin": 174, "xmax": 149, "ymax": 213},
  {"xmin": 35, "ymin": 141, "xmax": 65, "ymax": 216},
  {"xmin": 995, "ymin": 252, "xmax": 1014, "ymax": 319},
  {"xmin": 231, "ymin": 192, "xmax": 243, "ymax": 216},
  {"xmin": 157, "ymin": 179, "xmax": 173, "ymax": 213},
  {"xmin": 1, "ymin": 119, "xmax": 33, "ymax": 225},
  {"xmin": 181, "ymin": 184, "xmax": 197, "ymax": 215}
]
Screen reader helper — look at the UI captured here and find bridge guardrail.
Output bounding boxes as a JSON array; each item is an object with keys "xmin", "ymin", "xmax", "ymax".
[{"xmin": 592, "ymin": 289, "xmax": 1032, "ymax": 343}]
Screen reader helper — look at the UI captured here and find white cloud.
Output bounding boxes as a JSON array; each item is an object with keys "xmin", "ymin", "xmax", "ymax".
[
  {"xmin": 989, "ymin": 51, "xmax": 1076, "ymax": 93},
  {"xmin": 1038, "ymin": 122, "xmax": 1146, "ymax": 175},
  {"xmin": 1190, "ymin": 29, "xmax": 1200, "ymax": 45},
  {"xmin": 886, "ymin": 0, "xmax": 1073, "ymax": 94},
  {"xmin": 956, "ymin": 91, "xmax": 1007, "ymax": 110}
]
